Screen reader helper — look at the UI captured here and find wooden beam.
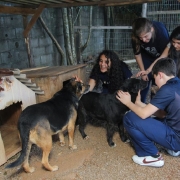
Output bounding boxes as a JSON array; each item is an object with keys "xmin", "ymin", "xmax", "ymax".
[
  {"xmin": 104, "ymin": 0, "xmax": 162, "ymax": 6},
  {"xmin": 0, "ymin": 5, "xmax": 36, "ymax": 15},
  {"xmin": 47, "ymin": 0, "xmax": 162, "ymax": 8},
  {"xmin": 23, "ymin": 15, "xmax": 34, "ymax": 67},
  {"xmin": 1, "ymin": 0, "xmax": 39, "ymax": 7},
  {"xmin": 23, "ymin": 4, "xmax": 45, "ymax": 38}
]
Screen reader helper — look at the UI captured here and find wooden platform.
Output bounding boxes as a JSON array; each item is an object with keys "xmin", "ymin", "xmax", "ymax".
[
  {"xmin": 0, "ymin": 102, "xmax": 22, "ymax": 165},
  {"xmin": 21, "ymin": 64, "xmax": 87, "ymax": 103},
  {"xmin": 0, "ymin": 125, "xmax": 21, "ymax": 159},
  {"xmin": 21, "ymin": 64, "xmax": 87, "ymax": 78}
]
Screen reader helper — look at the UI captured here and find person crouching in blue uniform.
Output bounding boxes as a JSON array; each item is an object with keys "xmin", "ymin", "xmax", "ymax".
[{"xmin": 116, "ymin": 58, "xmax": 180, "ymax": 167}]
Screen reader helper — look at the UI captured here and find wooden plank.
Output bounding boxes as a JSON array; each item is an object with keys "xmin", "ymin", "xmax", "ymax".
[
  {"xmin": 33, "ymin": 90, "xmax": 44, "ymax": 94},
  {"xmin": 1, "ymin": 127, "xmax": 21, "ymax": 159},
  {"xmin": 14, "ymin": 73, "xmax": 27, "ymax": 79},
  {"xmin": 19, "ymin": 78, "xmax": 32, "ymax": 83},
  {"xmin": 21, "ymin": 64, "xmax": 87, "ymax": 78},
  {"xmin": 3, "ymin": 0, "xmax": 39, "ymax": 5},
  {"xmin": 0, "ymin": 124, "xmax": 21, "ymax": 162},
  {"xmin": 12, "ymin": 69, "xmax": 20, "ymax": 75},
  {"xmin": 23, "ymin": 82, "xmax": 37, "ymax": 87},
  {"xmin": 104, "ymin": 1, "xmax": 161, "ymax": 6},
  {"xmin": 48, "ymin": 0, "xmax": 161, "ymax": 8},
  {"xmin": 0, "ymin": 0, "xmax": 162, "ymax": 9},
  {"xmin": 0, "ymin": 102, "xmax": 22, "ymax": 164},
  {"xmin": 0, "ymin": 5, "xmax": 36, "ymax": 15},
  {"xmin": 0, "ymin": 133, "xmax": 6, "ymax": 165},
  {"xmin": 23, "ymin": 4, "xmax": 45, "ymax": 38}
]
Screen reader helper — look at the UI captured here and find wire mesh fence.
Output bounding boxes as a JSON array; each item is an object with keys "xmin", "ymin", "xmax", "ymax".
[
  {"xmin": 147, "ymin": 0, "xmax": 180, "ymax": 11},
  {"xmin": 79, "ymin": 29, "xmax": 134, "ymax": 62},
  {"xmin": 77, "ymin": 1, "xmax": 180, "ymax": 79},
  {"xmin": 147, "ymin": 1, "xmax": 180, "ymax": 33}
]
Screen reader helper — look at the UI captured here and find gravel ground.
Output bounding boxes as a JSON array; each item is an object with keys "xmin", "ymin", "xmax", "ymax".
[{"xmin": 0, "ymin": 125, "xmax": 180, "ymax": 180}]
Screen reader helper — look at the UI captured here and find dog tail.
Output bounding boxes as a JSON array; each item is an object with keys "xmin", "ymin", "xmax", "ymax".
[{"xmin": 5, "ymin": 118, "xmax": 31, "ymax": 169}]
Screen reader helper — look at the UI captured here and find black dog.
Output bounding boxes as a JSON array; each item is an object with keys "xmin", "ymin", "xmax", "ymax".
[
  {"xmin": 77, "ymin": 78, "xmax": 148, "ymax": 147},
  {"xmin": 5, "ymin": 78, "xmax": 89, "ymax": 173}
]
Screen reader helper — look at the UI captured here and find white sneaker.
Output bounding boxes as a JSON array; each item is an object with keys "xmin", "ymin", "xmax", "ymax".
[
  {"xmin": 167, "ymin": 149, "xmax": 180, "ymax": 157},
  {"xmin": 132, "ymin": 154, "xmax": 164, "ymax": 167}
]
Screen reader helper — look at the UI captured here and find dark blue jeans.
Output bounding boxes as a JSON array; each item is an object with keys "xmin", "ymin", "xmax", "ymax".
[{"xmin": 123, "ymin": 111, "xmax": 180, "ymax": 157}]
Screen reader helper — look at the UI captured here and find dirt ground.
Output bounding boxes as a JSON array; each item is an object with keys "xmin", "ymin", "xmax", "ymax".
[{"xmin": 0, "ymin": 125, "xmax": 180, "ymax": 180}]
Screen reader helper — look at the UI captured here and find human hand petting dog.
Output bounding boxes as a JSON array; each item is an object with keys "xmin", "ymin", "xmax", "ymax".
[
  {"xmin": 136, "ymin": 70, "xmax": 149, "ymax": 81},
  {"xmin": 116, "ymin": 90, "xmax": 131, "ymax": 106},
  {"xmin": 74, "ymin": 75, "xmax": 83, "ymax": 83}
]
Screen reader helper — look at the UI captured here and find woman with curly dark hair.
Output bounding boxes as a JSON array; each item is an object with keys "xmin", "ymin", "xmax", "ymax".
[{"xmin": 89, "ymin": 50, "xmax": 132, "ymax": 94}]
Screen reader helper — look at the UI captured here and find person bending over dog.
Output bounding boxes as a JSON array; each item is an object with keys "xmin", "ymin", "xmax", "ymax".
[
  {"xmin": 116, "ymin": 58, "xmax": 180, "ymax": 167},
  {"xmin": 88, "ymin": 50, "xmax": 132, "ymax": 93},
  {"xmin": 132, "ymin": 18, "xmax": 169, "ymax": 102},
  {"xmin": 138, "ymin": 26, "xmax": 180, "ymax": 118}
]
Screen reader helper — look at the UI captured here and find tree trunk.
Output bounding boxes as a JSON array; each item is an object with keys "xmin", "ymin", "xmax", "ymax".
[
  {"xmin": 76, "ymin": 7, "xmax": 82, "ymax": 63},
  {"xmin": 80, "ymin": 6, "xmax": 92, "ymax": 53},
  {"xmin": 62, "ymin": 8, "xmax": 74, "ymax": 65},
  {"xmin": 68, "ymin": 8, "xmax": 77, "ymax": 64}
]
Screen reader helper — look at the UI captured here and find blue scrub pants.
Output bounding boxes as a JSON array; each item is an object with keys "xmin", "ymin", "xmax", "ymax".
[{"xmin": 123, "ymin": 111, "xmax": 180, "ymax": 157}]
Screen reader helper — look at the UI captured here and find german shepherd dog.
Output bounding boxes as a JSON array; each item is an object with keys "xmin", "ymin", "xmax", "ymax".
[
  {"xmin": 77, "ymin": 78, "xmax": 148, "ymax": 147},
  {"xmin": 6, "ymin": 78, "xmax": 89, "ymax": 173}
]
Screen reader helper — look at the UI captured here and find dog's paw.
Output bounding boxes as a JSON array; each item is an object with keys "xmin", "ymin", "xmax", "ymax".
[
  {"xmin": 60, "ymin": 141, "xmax": 65, "ymax": 146},
  {"xmin": 124, "ymin": 139, "xmax": 130, "ymax": 143},
  {"xmin": 109, "ymin": 142, "xmax": 116, "ymax": 147},
  {"xmin": 51, "ymin": 165, "xmax": 59, "ymax": 171},
  {"xmin": 84, "ymin": 135, "xmax": 89, "ymax": 140},
  {"xmin": 120, "ymin": 135, "xmax": 128, "ymax": 142},
  {"xmin": 25, "ymin": 166, "xmax": 35, "ymax": 173},
  {"xmin": 69, "ymin": 145, "xmax": 77, "ymax": 150}
]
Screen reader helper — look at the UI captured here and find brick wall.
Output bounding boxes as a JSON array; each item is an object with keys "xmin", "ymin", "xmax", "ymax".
[
  {"xmin": 0, "ymin": 2, "xmax": 106, "ymax": 70},
  {"xmin": 0, "ymin": 4, "xmax": 66, "ymax": 69}
]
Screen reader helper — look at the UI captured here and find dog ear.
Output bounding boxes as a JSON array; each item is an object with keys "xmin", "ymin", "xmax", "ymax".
[
  {"xmin": 63, "ymin": 78, "xmax": 76, "ymax": 87},
  {"xmin": 120, "ymin": 78, "xmax": 141, "ymax": 93},
  {"xmin": 129, "ymin": 79, "xmax": 148, "ymax": 93}
]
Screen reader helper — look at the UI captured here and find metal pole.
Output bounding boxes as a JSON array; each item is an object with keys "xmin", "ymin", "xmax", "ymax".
[{"xmin": 142, "ymin": 3, "xmax": 147, "ymax": 17}]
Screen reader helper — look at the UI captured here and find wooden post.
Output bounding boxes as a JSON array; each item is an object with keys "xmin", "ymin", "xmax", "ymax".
[
  {"xmin": 23, "ymin": 15, "xmax": 34, "ymax": 68},
  {"xmin": 23, "ymin": 4, "xmax": 45, "ymax": 38},
  {"xmin": 0, "ymin": 132, "xmax": 6, "ymax": 165}
]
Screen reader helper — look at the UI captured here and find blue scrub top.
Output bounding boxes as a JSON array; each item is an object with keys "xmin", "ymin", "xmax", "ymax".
[{"xmin": 150, "ymin": 77, "xmax": 180, "ymax": 136}]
